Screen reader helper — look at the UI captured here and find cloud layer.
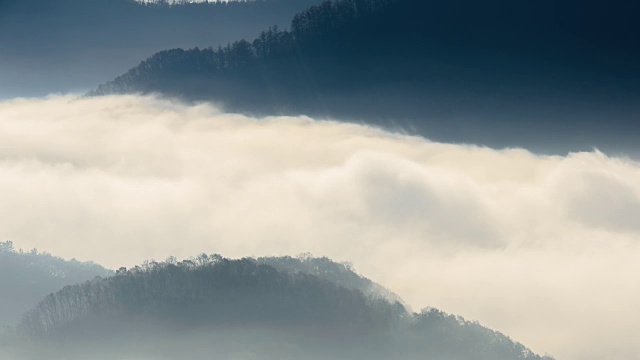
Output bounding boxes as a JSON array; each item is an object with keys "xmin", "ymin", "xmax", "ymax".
[{"xmin": 1, "ymin": 95, "xmax": 640, "ymax": 360}]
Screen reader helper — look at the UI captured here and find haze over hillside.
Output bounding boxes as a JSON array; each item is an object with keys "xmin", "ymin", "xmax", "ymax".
[
  {"xmin": 0, "ymin": 241, "xmax": 112, "ymax": 327},
  {"xmin": 91, "ymin": 0, "xmax": 640, "ymax": 154},
  {"xmin": 0, "ymin": 0, "xmax": 320, "ymax": 98},
  {"xmin": 1, "ymin": 254, "xmax": 553, "ymax": 360},
  {"xmin": 2, "ymin": 94, "xmax": 640, "ymax": 359},
  {"xmin": 255, "ymin": 255, "xmax": 404, "ymax": 304},
  {"xmin": 1, "ymin": 0, "xmax": 638, "ymax": 358}
]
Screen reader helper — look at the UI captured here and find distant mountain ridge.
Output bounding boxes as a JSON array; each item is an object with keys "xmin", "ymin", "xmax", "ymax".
[
  {"xmin": 3, "ymin": 253, "xmax": 554, "ymax": 360},
  {"xmin": 90, "ymin": 0, "xmax": 640, "ymax": 154},
  {"xmin": 0, "ymin": 241, "xmax": 112, "ymax": 327}
]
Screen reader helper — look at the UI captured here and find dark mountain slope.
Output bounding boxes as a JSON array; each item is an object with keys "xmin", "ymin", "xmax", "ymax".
[
  {"xmin": 92, "ymin": 0, "xmax": 640, "ymax": 154},
  {"xmin": 3, "ymin": 255, "xmax": 554, "ymax": 360},
  {"xmin": 0, "ymin": 0, "xmax": 320, "ymax": 98},
  {"xmin": 0, "ymin": 241, "xmax": 112, "ymax": 327}
]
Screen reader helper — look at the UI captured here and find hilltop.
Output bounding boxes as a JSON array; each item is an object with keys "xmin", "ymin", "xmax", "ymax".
[
  {"xmin": 2, "ymin": 254, "xmax": 553, "ymax": 360},
  {"xmin": 90, "ymin": 0, "xmax": 640, "ymax": 153}
]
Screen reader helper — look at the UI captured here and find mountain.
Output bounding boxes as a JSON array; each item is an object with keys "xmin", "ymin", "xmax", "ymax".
[
  {"xmin": 0, "ymin": 241, "xmax": 112, "ymax": 327},
  {"xmin": 90, "ymin": 0, "xmax": 640, "ymax": 154},
  {"xmin": 0, "ymin": 0, "xmax": 320, "ymax": 98},
  {"xmin": 2, "ymin": 254, "xmax": 554, "ymax": 360}
]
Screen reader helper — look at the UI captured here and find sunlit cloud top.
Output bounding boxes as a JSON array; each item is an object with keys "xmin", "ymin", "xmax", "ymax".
[{"xmin": 1, "ymin": 95, "xmax": 639, "ymax": 360}]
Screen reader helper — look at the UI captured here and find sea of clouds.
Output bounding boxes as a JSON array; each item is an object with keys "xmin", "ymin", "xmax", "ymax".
[{"xmin": 1, "ymin": 95, "xmax": 639, "ymax": 360}]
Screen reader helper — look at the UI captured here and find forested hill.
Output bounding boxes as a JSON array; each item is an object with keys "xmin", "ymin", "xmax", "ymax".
[
  {"xmin": 0, "ymin": 241, "xmax": 112, "ymax": 327},
  {"xmin": 91, "ymin": 0, "xmax": 640, "ymax": 153},
  {"xmin": 5, "ymin": 254, "xmax": 554, "ymax": 360},
  {"xmin": 0, "ymin": 0, "xmax": 320, "ymax": 97}
]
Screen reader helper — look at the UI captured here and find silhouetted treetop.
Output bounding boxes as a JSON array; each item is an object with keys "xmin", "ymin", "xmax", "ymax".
[
  {"xmin": 18, "ymin": 255, "xmax": 400, "ymax": 339},
  {"xmin": 89, "ymin": 0, "xmax": 640, "ymax": 154}
]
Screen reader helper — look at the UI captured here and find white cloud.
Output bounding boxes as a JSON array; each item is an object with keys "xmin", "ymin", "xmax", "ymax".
[{"xmin": 1, "ymin": 95, "xmax": 640, "ymax": 360}]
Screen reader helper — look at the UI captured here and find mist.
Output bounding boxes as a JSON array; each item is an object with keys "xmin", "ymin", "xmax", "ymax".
[{"xmin": 1, "ymin": 95, "xmax": 639, "ymax": 359}]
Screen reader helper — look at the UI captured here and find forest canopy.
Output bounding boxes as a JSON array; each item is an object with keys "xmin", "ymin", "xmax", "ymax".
[
  {"xmin": 0, "ymin": 252, "xmax": 554, "ymax": 360},
  {"xmin": 89, "ymin": 0, "xmax": 640, "ymax": 153}
]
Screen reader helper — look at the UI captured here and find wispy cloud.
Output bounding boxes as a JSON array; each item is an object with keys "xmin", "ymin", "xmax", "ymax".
[{"xmin": 1, "ymin": 95, "xmax": 639, "ymax": 360}]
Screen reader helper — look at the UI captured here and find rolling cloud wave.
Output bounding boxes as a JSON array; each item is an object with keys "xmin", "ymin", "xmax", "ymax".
[{"xmin": 1, "ymin": 95, "xmax": 639, "ymax": 360}]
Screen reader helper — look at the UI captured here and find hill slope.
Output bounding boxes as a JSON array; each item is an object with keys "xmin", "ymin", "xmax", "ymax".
[
  {"xmin": 0, "ymin": 0, "xmax": 320, "ymax": 97},
  {"xmin": 254, "ymin": 254, "xmax": 404, "ymax": 304},
  {"xmin": 0, "ymin": 241, "xmax": 112, "ymax": 327},
  {"xmin": 91, "ymin": 0, "xmax": 640, "ymax": 153},
  {"xmin": 4, "ymin": 255, "xmax": 553, "ymax": 360}
]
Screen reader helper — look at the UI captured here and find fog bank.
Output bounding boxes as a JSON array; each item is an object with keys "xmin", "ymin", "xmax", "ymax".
[{"xmin": 1, "ymin": 95, "xmax": 639, "ymax": 360}]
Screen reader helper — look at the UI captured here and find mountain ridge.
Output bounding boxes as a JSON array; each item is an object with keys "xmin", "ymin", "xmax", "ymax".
[
  {"xmin": 89, "ymin": 0, "xmax": 640, "ymax": 154},
  {"xmin": 0, "ymin": 0, "xmax": 322, "ymax": 98},
  {"xmin": 0, "ymin": 241, "xmax": 112, "ymax": 327},
  {"xmin": 1, "ymin": 253, "xmax": 554, "ymax": 360}
]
